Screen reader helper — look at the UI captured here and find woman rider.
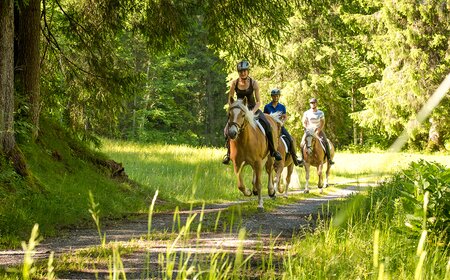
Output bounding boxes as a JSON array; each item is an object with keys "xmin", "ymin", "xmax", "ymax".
[{"xmin": 222, "ymin": 60, "xmax": 282, "ymax": 164}]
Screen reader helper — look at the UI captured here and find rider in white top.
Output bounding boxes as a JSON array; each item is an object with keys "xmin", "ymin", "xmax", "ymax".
[
  {"xmin": 300, "ymin": 98, "xmax": 334, "ymax": 165},
  {"xmin": 303, "ymin": 109, "xmax": 325, "ymax": 130}
]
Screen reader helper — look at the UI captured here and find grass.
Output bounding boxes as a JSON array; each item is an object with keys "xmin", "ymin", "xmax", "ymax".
[{"xmin": 2, "ymin": 136, "xmax": 450, "ymax": 279}]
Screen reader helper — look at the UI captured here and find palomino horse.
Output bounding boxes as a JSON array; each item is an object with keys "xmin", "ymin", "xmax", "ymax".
[
  {"xmin": 273, "ymin": 135, "xmax": 295, "ymax": 197},
  {"xmin": 226, "ymin": 97, "xmax": 282, "ymax": 210},
  {"xmin": 302, "ymin": 127, "xmax": 334, "ymax": 194}
]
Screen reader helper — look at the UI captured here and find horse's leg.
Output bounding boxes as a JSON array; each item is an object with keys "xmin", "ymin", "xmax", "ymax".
[
  {"xmin": 284, "ymin": 164, "xmax": 294, "ymax": 197},
  {"xmin": 254, "ymin": 163, "xmax": 265, "ymax": 210},
  {"xmin": 252, "ymin": 172, "xmax": 258, "ymax": 196},
  {"xmin": 317, "ymin": 163, "xmax": 324, "ymax": 194},
  {"xmin": 304, "ymin": 163, "xmax": 310, "ymax": 194},
  {"xmin": 274, "ymin": 164, "xmax": 283, "ymax": 194},
  {"xmin": 265, "ymin": 159, "xmax": 276, "ymax": 199},
  {"xmin": 235, "ymin": 161, "xmax": 252, "ymax": 196},
  {"xmin": 324, "ymin": 162, "xmax": 331, "ymax": 188}
]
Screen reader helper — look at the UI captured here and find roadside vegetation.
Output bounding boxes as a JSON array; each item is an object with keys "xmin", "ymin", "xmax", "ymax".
[{"xmin": 1, "ymin": 138, "xmax": 449, "ymax": 279}]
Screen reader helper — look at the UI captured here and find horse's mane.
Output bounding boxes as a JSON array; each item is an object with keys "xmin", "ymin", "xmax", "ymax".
[
  {"xmin": 230, "ymin": 99, "xmax": 256, "ymax": 128},
  {"xmin": 268, "ymin": 111, "xmax": 283, "ymax": 125}
]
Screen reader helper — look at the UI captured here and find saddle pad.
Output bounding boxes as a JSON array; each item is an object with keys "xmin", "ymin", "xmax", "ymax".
[
  {"xmin": 319, "ymin": 139, "xmax": 326, "ymax": 152},
  {"xmin": 255, "ymin": 120, "xmax": 266, "ymax": 136},
  {"xmin": 280, "ymin": 135, "xmax": 288, "ymax": 152}
]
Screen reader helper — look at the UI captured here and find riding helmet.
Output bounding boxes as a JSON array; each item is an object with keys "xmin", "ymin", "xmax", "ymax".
[
  {"xmin": 237, "ymin": 60, "xmax": 250, "ymax": 71},
  {"xmin": 271, "ymin": 88, "xmax": 281, "ymax": 96},
  {"xmin": 309, "ymin": 98, "xmax": 318, "ymax": 103}
]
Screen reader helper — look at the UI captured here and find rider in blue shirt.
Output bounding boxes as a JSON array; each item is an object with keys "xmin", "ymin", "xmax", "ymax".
[{"xmin": 263, "ymin": 88, "xmax": 301, "ymax": 166}]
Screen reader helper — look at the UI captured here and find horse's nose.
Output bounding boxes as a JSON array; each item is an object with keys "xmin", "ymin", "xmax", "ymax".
[{"xmin": 227, "ymin": 127, "xmax": 238, "ymax": 139}]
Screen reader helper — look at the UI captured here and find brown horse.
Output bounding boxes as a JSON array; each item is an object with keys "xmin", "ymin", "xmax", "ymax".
[
  {"xmin": 226, "ymin": 97, "xmax": 282, "ymax": 210},
  {"xmin": 273, "ymin": 135, "xmax": 295, "ymax": 197},
  {"xmin": 302, "ymin": 127, "xmax": 334, "ymax": 194}
]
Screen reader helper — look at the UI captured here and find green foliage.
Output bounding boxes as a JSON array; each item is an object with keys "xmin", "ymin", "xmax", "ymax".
[
  {"xmin": 0, "ymin": 119, "xmax": 151, "ymax": 247},
  {"xmin": 395, "ymin": 160, "xmax": 450, "ymax": 241},
  {"xmin": 354, "ymin": 160, "xmax": 450, "ymax": 242},
  {"xmin": 352, "ymin": 0, "xmax": 450, "ymax": 145}
]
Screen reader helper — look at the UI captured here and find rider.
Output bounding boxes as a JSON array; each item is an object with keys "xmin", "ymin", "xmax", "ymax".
[
  {"xmin": 301, "ymin": 98, "xmax": 334, "ymax": 165},
  {"xmin": 263, "ymin": 88, "xmax": 301, "ymax": 166},
  {"xmin": 222, "ymin": 60, "xmax": 282, "ymax": 164}
]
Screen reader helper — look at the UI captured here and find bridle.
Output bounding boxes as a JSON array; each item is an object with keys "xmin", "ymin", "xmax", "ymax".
[
  {"xmin": 227, "ymin": 104, "xmax": 248, "ymax": 138},
  {"xmin": 304, "ymin": 128, "xmax": 317, "ymax": 155}
]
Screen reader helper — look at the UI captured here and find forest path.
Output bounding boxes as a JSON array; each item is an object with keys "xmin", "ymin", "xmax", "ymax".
[{"xmin": 0, "ymin": 181, "xmax": 369, "ymax": 279}]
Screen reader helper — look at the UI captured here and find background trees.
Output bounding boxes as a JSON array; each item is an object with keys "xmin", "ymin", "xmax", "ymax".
[{"xmin": 1, "ymin": 0, "xmax": 448, "ymax": 167}]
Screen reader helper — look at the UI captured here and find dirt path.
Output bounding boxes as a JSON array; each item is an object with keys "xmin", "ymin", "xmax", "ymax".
[{"xmin": 0, "ymin": 184, "xmax": 363, "ymax": 279}]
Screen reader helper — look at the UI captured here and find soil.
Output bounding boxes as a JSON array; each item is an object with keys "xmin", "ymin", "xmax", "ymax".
[{"xmin": 0, "ymin": 180, "xmax": 364, "ymax": 279}]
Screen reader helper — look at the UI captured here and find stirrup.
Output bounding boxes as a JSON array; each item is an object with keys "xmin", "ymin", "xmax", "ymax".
[
  {"xmin": 222, "ymin": 155, "xmax": 230, "ymax": 165},
  {"xmin": 328, "ymin": 159, "xmax": 335, "ymax": 165}
]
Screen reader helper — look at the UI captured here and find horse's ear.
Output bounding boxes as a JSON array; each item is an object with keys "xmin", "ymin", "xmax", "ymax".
[{"xmin": 243, "ymin": 96, "xmax": 248, "ymax": 106}]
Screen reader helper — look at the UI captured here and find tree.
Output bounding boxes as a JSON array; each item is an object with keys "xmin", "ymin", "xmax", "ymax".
[
  {"xmin": 15, "ymin": 0, "xmax": 41, "ymax": 140},
  {"xmin": 352, "ymin": 0, "xmax": 450, "ymax": 149},
  {"xmin": 0, "ymin": 0, "xmax": 15, "ymax": 155}
]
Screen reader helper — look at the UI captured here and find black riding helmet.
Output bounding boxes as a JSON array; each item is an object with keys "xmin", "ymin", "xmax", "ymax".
[
  {"xmin": 271, "ymin": 88, "xmax": 281, "ymax": 96},
  {"xmin": 237, "ymin": 60, "xmax": 250, "ymax": 72}
]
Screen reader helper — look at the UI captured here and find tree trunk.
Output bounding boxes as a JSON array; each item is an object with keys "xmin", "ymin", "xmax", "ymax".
[
  {"xmin": 351, "ymin": 87, "xmax": 357, "ymax": 145},
  {"xmin": 0, "ymin": 0, "xmax": 15, "ymax": 155},
  {"xmin": 15, "ymin": 0, "xmax": 41, "ymax": 140},
  {"xmin": 427, "ymin": 117, "xmax": 440, "ymax": 151}
]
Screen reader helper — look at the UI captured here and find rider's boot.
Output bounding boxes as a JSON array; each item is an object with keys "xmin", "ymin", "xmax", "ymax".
[
  {"xmin": 289, "ymin": 137, "xmax": 301, "ymax": 166},
  {"xmin": 266, "ymin": 128, "xmax": 282, "ymax": 161},
  {"xmin": 324, "ymin": 140, "xmax": 334, "ymax": 165},
  {"xmin": 222, "ymin": 138, "xmax": 231, "ymax": 165}
]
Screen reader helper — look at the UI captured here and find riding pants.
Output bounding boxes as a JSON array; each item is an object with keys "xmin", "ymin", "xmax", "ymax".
[{"xmin": 256, "ymin": 110, "xmax": 278, "ymax": 156}]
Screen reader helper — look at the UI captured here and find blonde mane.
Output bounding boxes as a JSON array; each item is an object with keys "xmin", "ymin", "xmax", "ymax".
[{"xmin": 230, "ymin": 99, "xmax": 256, "ymax": 128}]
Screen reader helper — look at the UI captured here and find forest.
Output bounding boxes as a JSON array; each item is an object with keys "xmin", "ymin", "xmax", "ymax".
[
  {"xmin": 1, "ymin": 1, "xmax": 450, "ymax": 278},
  {"xmin": 1, "ymin": 0, "xmax": 449, "ymax": 166}
]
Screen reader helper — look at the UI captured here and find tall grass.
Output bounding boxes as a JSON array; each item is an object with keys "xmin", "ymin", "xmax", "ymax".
[{"xmin": 3, "ymin": 140, "xmax": 450, "ymax": 279}]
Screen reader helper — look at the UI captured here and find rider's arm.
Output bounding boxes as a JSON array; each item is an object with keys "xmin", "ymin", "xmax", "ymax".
[
  {"xmin": 317, "ymin": 118, "xmax": 325, "ymax": 134},
  {"xmin": 302, "ymin": 112, "xmax": 308, "ymax": 128},
  {"xmin": 252, "ymin": 80, "xmax": 261, "ymax": 114}
]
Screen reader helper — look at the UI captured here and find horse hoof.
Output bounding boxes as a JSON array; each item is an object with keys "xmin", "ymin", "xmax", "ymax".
[
  {"xmin": 319, "ymin": 188, "xmax": 323, "ymax": 194},
  {"xmin": 269, "ymin": 190, "xmax": 276, "ymax": 198},
  {"xmin": 257, "ymin": 206, "xmax": 264, "ymax": 212},
  {"xmin": 304, "ymin": 189, "xmax": 309, "ymax": 194},
  {"xmin": 253, "ymin": 190, "xmax": 258, "ymax": 196}
]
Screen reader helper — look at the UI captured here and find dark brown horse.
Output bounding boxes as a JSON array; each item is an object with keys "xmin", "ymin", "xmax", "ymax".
[
  {"xmin": 302, "ymin": 127, "xmax": 334, "ymax": 194},
  {"xmin": 226, "ymin": 97, "xmax": 282, "ymax": 210},
  {"xmin": 273, "ymin": 135, "xmax": 295, "ymax": 197}
]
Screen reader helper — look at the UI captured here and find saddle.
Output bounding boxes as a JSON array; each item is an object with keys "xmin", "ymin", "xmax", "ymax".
[
  {"xmin": 280, "ymin": 134, "xmax": 291, "ymax": 154},
  {"xmin": 255, "ymin": 119, "xmax": 266, "ymax": 136}
]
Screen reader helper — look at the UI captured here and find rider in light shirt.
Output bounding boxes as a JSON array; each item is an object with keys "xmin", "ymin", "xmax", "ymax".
[{"xmin": 301, "ymin": 98, "xmax": 334, "ymax": 165}]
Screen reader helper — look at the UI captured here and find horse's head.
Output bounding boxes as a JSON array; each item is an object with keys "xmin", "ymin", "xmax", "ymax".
[
  {"xmin": 304, "ymin": 127, "xmax": 318, "ymax": 156},
  {"xmin": 226, "ymin": 97, "xmax": 255, "ymax": 140}
]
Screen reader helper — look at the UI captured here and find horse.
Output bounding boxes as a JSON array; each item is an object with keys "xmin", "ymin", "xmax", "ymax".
[
  {"xmin": 226, "ymin": 97, "xmax": 282, "ymax": 210},
  {"xmin": 302, "ymin": 127, "xmax": 335, "ymax": 194},
  {"xmin": 273, "ymin": 134, "xmax": 295, "ymax": 198}
]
